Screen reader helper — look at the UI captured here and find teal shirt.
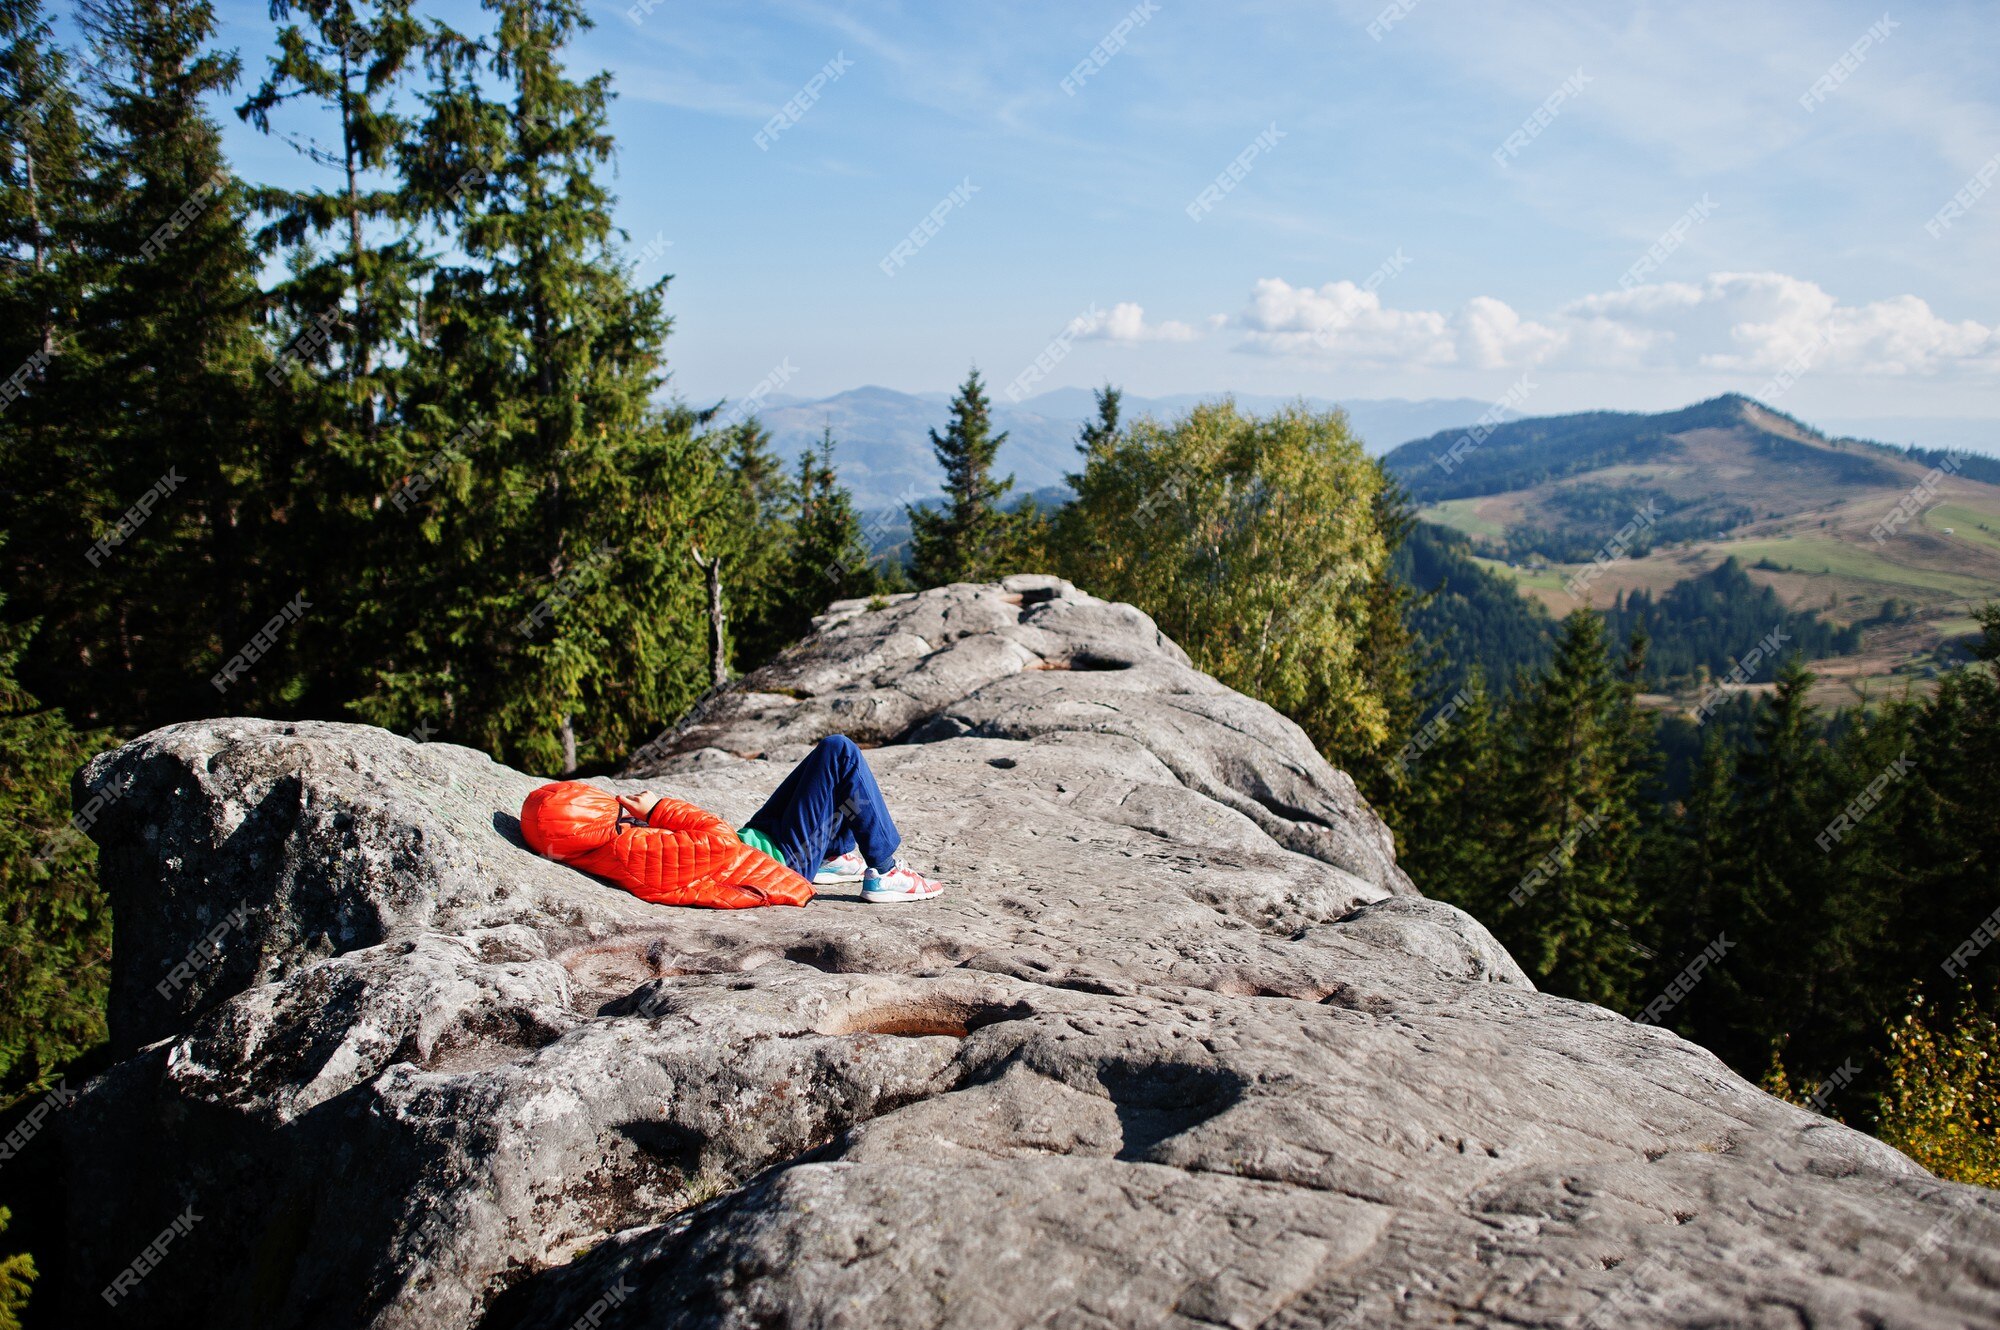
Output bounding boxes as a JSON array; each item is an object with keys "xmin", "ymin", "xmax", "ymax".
[{"xmin": 737, "ymin": 825, "xmax": 785, "ymax": 867}]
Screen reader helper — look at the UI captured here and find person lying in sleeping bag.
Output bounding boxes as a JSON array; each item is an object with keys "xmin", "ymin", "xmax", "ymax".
[{"xmin": 519, "ymin": 734, "xmax": 944, "ymax": 909}]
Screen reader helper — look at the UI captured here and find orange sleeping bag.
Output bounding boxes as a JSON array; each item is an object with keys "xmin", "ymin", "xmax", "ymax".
[{"xmin": 519, "ymin": 781, "xmax": 814, "ymax": 909}]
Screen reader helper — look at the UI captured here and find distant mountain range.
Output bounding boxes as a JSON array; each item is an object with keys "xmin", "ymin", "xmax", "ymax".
[
  {"xmin": 1381, "ymin": 395, "xmax": 2000, "ymax": 505},
  {"xmin": 746, "ymin": 387, "xmax": 1508, "ymax": 512},
  {"xmin": 733, "ymin": 383, "xmax": 2000, "ymax": 708},
  {"xmin": 736, "ymin": 384, "xmax": 2000, "ymax": 517}
]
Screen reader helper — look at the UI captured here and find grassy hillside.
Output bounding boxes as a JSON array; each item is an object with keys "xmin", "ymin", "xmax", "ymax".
[{"xmin": 1387, "ymin": 394, "xmax": 2000, "ymax": 711}]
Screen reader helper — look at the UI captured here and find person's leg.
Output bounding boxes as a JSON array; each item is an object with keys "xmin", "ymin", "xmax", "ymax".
[{"xmin": 744, "ymin": 735, "xmax": 901, "ymax": 873}]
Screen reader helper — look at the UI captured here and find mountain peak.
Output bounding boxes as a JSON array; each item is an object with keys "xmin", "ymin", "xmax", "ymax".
[{"xmin": 1662, "ymin": 392, "xmax": 1787, "ymax": 434}]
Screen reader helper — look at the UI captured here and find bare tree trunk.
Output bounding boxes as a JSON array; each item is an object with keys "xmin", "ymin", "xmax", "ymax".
[
  {"xmin": 339, "ymin": 39, "xmax": 376, "ymax": 439},
  {"xmin": 691, "ymin": 543, "xmax": 729, "ymax": 686},
  {"xmin": 559, "ymin": 714, "xmax": 578, "ymax": 775},
  {"xmin": 27, "ymin": 148, "xmax": 55, "ymax": 357}
]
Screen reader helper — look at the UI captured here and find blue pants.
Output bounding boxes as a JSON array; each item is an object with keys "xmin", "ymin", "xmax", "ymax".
[{"xmin": 744, "ymin": 735, "xmax": 902, "ymax": 874}]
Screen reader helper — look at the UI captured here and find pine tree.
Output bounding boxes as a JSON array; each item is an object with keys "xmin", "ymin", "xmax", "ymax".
[
  {"xmin": 783, "ymin": 426, "xmax": 874, "ymax": 630},
  {"xmin": 907, "ymin": 366, "xmax": 1017, "ymax": 585},
  {"xmin": 13, "ymin": 0, "xmax": 280, "ymax": 729},
  {"xmin": 1649, "ymin": 730, "xmax": 1735, "ymax": 999},
  {"xmin": 1393, "ymin": 669, "xmax": 1507, "ymax": 921},
  {"xmin": 0, "ymin": 579, "xmax": 109, "ymax": 1100},
  {"xmin": 1050, "ymin": 384, "xmax": 1122, "ymax": 580},
  {"xmin": 1707, "ymin": 660, "xmax": 1837, "ymax": 1071},
  {"xmin": 1076, "ymin": 383, "xmax": 1121, "ymax": 466},
  {"xmin": 350, "ymin": 0, "xmax": 713, "ymax": 772},
  {"xmin": 237, "ymin": 0, "xmax": 432, "ymax": 716},
  {"xmin": 1495, "ymin": 611, "xmax": 1653, "ymax": 1008},
  {"xmin": 709, "ymin": 415, "xmax": 797, "ymax": 669},
  {"xmin": 0, "ymin": 0, "xmax": 92, "ymax": 678},
  {"xmin": 0, "ymin": 0, "xmax": 86, "ymax": 360},
  {"xmin": 1349, "ymin": 475, "xmax": 1424, "ymax": 815}
]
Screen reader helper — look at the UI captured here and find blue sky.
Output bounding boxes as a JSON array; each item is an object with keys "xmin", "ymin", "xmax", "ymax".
[{"xmin": 210, "ymin": 0, "xmax": 2000, "ymax": 427}]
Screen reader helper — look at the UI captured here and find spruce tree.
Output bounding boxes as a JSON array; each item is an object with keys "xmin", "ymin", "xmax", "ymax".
[
  {"xmin": 907, "ymin": 366, "xmax": 1017, "ymax": 585},
  {"xmin": 1050, "ymin": 384, "xmax": 1121, "ymax": 579},
  {"xmin": 1393, "ymin": 669, "xmax": 1507, "ymax": 921},
  {"xmin": 0, "ymin": 0, "xmax": 86, "ymax": 360},
  {"xmin": 0, "ymin": 0, "xmax": 91, "ymax": 684},
  {"xmin": 1647, "ymin": 730, "xmax": 1736, "ymax": 1015},
  {"xmin": 239, "ymin": 0, "xmax": 423, "ymax": 432},
  {"xmin": 237, "ymin": 0, "xmax": 431, "ymax": 715},
  {"xmin": 0, "ymin": 579, "xmax": 109, "ymax": 1100},
  {"xmin": 350, "ymin": 0, "xmax": 712, "ymax": 772},
  {"xmin": 1896, "ymin": 606, "xmax": 2000, "ymax": 998},
  {"xmin": 1849, "ymin": 605, "xmax": 2000, "ymax": 1109},
  {"xmin": 14, "ymin": 0, "xmax": 278, "ymax": 729},
  {"xmin": 1349, "ymin": 476, "xmax": 1424, "ymax": 816},
  {"xmin": 783, "ymin": 426, "xmax": 874, "ymax": 631},
  {"xmin": 1815, "ymin": 698, "xmax": 1918, "ymax": 1101},
  {"xmin": 1709, "ymin": 660, "xmax": 1836, "ymax": 1072},
  {"xmin": 1495, "ymin": 611, "xmax": 1652, "ymax": 1008},
  {"xmin": 708, "ymin": 415, "xmax": 796, "ymax": 669},
  {"xmin": 1076, "ymin": 383, "xmax": 1121, "ymax": 466}
]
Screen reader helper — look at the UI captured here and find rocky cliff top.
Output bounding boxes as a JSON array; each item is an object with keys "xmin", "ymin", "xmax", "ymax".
[{"xmin": 65, "ymin": 577, "xmax": 2000, "ymax": 1327}]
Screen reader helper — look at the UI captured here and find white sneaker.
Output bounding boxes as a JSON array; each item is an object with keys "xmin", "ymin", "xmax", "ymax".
[
  {"xmin": 815, "ymin": 849, "xmax": 867, "ymax": 885},
  {"xmin": 862, "ymin": 860, "xmax": 943, "ymax": 903}
]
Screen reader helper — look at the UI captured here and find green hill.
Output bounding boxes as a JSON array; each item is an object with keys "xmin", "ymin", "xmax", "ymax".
[
  {"xmin": 1397, "ymin": 522, "xmax": 1553, "ymax": 701},
  {"xmin": 1378, "ymin": 395, "xmax": 2000, "ymax": 710}
]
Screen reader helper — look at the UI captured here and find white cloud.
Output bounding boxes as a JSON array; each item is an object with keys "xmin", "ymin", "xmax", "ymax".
[
  {"xmin": 1077, "ymin": 301, "xmax": 1197, "ymax": 343},
  {"xmin": 1227, "ymin": 271, "xmax": 2000, "ymax": 378},
  {"xmin": 1235, "ymin": 278, "xmax": 1453, "ymax": 365},
  {"xmin": 1456, "ymin": 295, "xmax": 1566, "ymax": 370},
  {"xmin": 1233, "ymin": 278, "xmax": 1558, "ymax": 369},
  {"xmin": 1560, "ymin": 272, "xmax": 2000, "ymax": 376}
]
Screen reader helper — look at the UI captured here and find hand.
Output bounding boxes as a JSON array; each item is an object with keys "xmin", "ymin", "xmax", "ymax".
[{"xmin": 616, "ymin": 791, "xmax": 662, "ymax": 820}]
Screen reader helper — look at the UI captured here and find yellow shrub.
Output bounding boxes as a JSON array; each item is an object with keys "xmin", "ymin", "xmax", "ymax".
[
  {"xmin": 1760, "ymin": 1039, "xmax": 1804, "ymax": 1107},
  {"xmin": 1876, "ymin": 999, "xmax": 2000, "ymax": 1190},
  {"xmin": 0, "ymin": 1206, "xmax": 34, "ymax": 1330}
]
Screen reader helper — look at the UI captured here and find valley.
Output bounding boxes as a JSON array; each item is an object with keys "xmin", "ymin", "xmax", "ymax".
[{"xmin": 1387, "ymin": 395, "xmax": 2000, "ymax": 711}]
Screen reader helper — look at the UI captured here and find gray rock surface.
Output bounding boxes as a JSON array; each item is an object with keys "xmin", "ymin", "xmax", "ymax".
[
  {"xmin": 625, "ymin": 576, "xmax": 1411, "ymax": 897},
  {"xmin": 63, "ymin": 577, "xmax": 2000, "ymax": 1328}
]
